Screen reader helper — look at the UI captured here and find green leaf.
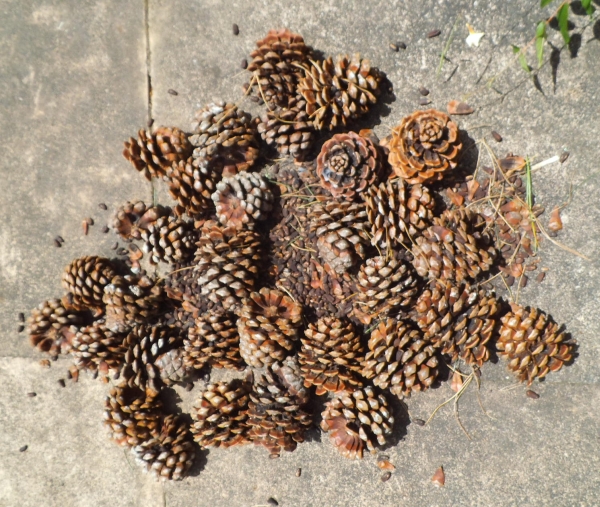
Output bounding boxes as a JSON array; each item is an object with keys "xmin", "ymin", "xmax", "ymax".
[
  {"xmin": 512, "ymin": 45, "xmax": 531, "ymax": 73},
  {"xmin": 558, "ymin": 4, "xmax": 570, "ymax": 44},
  {"xmin": 540, "ymin": 0, "xmax": 553, "ymax": 7},
  {"xmin": 581, "ymin": 0, "xmax": 595, "ymax": 17},
  {"xmin": 535, "ymin": 21, "xmax": 546, "ymax": 68}
]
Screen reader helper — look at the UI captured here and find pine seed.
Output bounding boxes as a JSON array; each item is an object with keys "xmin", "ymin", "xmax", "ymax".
[
  {"xmin": 111, "ymin": 242, "xmax": 119, "ymax": 250},
  {"xmin": 168, "ymin": 88, "xmax": 179, "ymax": 96},
  {"xmin": 267, "ymin": 498, "xmax": 278, "ymax": 506},
  {"xmin": 147, "ymin": 118, "xmax": 154, "ymax": 128},
  {"xmin": 27, "ymin": 392, "xmax": 37, "ymax": 398},
  {"xmin": 17, "ymin": 325, "xmax": 25, "ymax": 333},
  {"xmin": 536, "ymin": 272, "xmax": 546, "ymax": 283},
  {"xmin": 506, "ymin": 275, "xmax": 515, "ymax": 287},
  {"xmin": 427, "ymin": 29, "xmax": 441, "ymax": 38},
  {"xmin": 419, "ymin": 98, "xmax": 431, "ymax": 106},
  {"xmin": 98, "ymin": 203, "xmax": 108, "ymax": 210},
  {"xmin": 102, "ymin": 226, "xmax": 109, "ymax": 233},
  {"xmin": 86, "ymin": 217, "xmax": 94, "ymax": 226},
  {"xmin": 519, "ymin": 275, "xmax": 528, "ymax": 288},
  {"xmin": 249, "ymin": 96, "xmax": 260, "ymax": 103},
  {"xmin": 397, "ymin": 41, "xmax": 407, "ymax": 50},
  {"xmin": 559, "ymin": 151, "xmax": 569, "ymax": 163},
  {"xmin": 419, "ymin": 87, "xmax": 430, "ymax": 96},
  {"xmin": 241, "ymin": 58, "xmax": 248, "ymax": 69},
  {"xmin": 296, "ymin": 468, "xmax": 302, "ymax": 477},
  {"xmin": 526, "ymin": 390, "xmax": 540, "ymax": 399},
  {"xmin": 381, "ymin": 472, "xmax": 392, "ymax": 482},
  {"xmin": 82, "ymin": 221, "xmax": 89, "ymax": 235},
  {"xmin": 54, "ymin": 239, "xmax": 62, "ymax": 248},
  {"xmin": 18, "ymin": 312, "xmax": 25, "ymax": 322},
  {"xmin": 57, "ymin": 379, "xmax": 66, "ymax": 388},
  {"xmin": 232, "ymin": 23, "xmax": 239, "ymax": 35},
  {"xmin": 389, "ymin": 43, "xmax": 399, "ymax": 52},
  {"xmin": 412, "ymin": 418, "xmax": 426, "ymax": 426},
  {"xmin": 117, "ymin": 248, "xmax": 128, "ymax": 256},
  {"xmin": 185, "ymin": 382, "xmax": 194, "ymax": 392},
  {"xmin": 19, "ymin": 445, "xmax": 28, "ymax": 452},
  {"xmin": 56, "ymin": 235, "xmax": 65, "ymax": 243},
  {"xmin": 491, "ymin": 130, "xmax": 503, "ymax": 142}
]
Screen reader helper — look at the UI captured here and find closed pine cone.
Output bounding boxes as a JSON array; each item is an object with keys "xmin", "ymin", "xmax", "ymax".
[
  {"xmin": 191, "ymin": 379, "xmax": 251, "ymax": 449},
  {"xmin": 193, "ymin": 220, "xmax": 262, "ymax": 311},
  {"xmin": 365, "ymin": 178, "xmax": 434, "ymax": 250},
  {"xmin": 497, "ymin": 303, "xmax": 574, "ymax": 384},
  {"xmin": 211, "ymin": 171, "xmax": 274, "ymax": 230},
  {"xmin": 298, "ymin": 317, "xmax": 364, "ymax": 395},
  {"xmin": 123, "ymin": 127, "xmax": 192, "ymax": 181},
  {"xmin": 112, "ymin": 201, "xmax": 168, "ymax": 241},
  {"xmin": 411, "ymin": 280, "xmax": 497, "ymax": 367},
  {"xmin": 247, "ymin": 361, "xmax": 312, "ymax": 457},
  {"xmin": 388, "ymin": 109, "xmax": 462, "ymax": 184},
  {"xmin": 316, "ymin": 131, "xmax": 381, "ymax": 200},
  {"xmin": 103, "ymin": 384, "xmax": 163, "ymax": 448},
  {"xmin": 184, "ymin": 311, "xmax": 243, "ymax": 370},
  {"xmin": 352, "ymin": 252, "xmax": 419, "ymax": 325},
  {"xmin": 62, "ymin": 256, "xmax": 117, "ymax": 309},
  {"xmin": 238, "ymin": 288, "xmax": 302, "ymax": 368},
  {"xmin": 155, "ymin": 348, "xmax": 194, "ymax": 385},
  {"xmin": 132, "ymin": 414, "xmax": 195, "ymax": 481},
  {"xmin": 71, "ymin": 322, "xmax": 127, "ymax": 378},
  {"xmin": 299, "ymin": 54, "xmax": 381, "ymax": 130},
  {"xmin": 411, "ymin": 209, "xmax": 495, "ymax": 283},
  {"xmin": 190, "ymin": 102, "xmax": 259, "ymax": 177},
  {"xmin": 139, "ymin": 213, "xmax": 197, "ymax": 265},
  {"xmin": 362, "ymin": 319, "xmax": 438, "ymax": 398},
  {"xmin": 247, "ymin": 28, "xmax": 312, "ymax": 108},
  {"xmin": 321, "ymin": 386, "xmax": 394, "ymax": 459},
  {"xmin": 166, "ymin": 157, "xmax": 218, "ymax": 219},
  {"xmin": 28, "ymin": 297, "xmax": 81, "ymax": 358}
]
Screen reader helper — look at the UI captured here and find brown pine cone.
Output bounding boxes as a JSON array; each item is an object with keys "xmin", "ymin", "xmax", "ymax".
[
  {"xmin": 190, "ymin": 102, "xmax": 259, "ymax": 177},
  {"xmin": 191, "ymin": 379, "xmax": 251, "ymax": 449},
  {"xmin": 132, "ymin": 414, "xmax": 195, "ymax": 481},
  {"xmin": 103, "ymin": 384, "xmax": 163, "ymax": 448},
  {"xmin": 247, "ymin": 28, "xmax": 312, "ymax": 108},
  {"xmin": 238, "ymin": 288, "xmax": 302, "ymax": 368},
  {"xmin": 166, "ymin": 157, "xmax": 219, "ymax": 219},
  {"xmin": 316, "ymin": 131, "xmax": 381, "ymax": 200},
  {"xmin": 62, "ymin": 256, "xmax": 117, "ymax": 309},
  {"xmin": 497, "ymin": 303, "xmax": 574, "ymax": 384},
  {"xmin": 211, "ymin": 171, "xmax": 274, "ymax": 230},
  {"xmin": 298, "ymin": 317, "xmax": 364, "ymax": 395},
  {"xmin": 70, "ymin": 322, "xmax": 127, "ymax": 378},
  {"xmin": 362, "ymin": 319, "xmax": 438, "ymax": 398},
  {"xmin": 184, "ymin": 311, "xmax": 243, "ymax": 370},
  {"xmin": 139, "ymin": 213, "xmax": 197, "ymax": 265},
  {"xmin": 365, "ymin": 178, "xmax": 434, "ymax": 250},
  {"xmin": 123, "ymin": 127, "xmax": 192, "ymax": 181},
  {"xmin": 28, "ymin": 297, "xmax": 81, "ymax": 358},
  {"xmin": 155, "ymin": 348, "xmax": 194, "ymax": 385},
  {"xmin": 321, "ymin": 386, "xmax": 394, "ymax": 460},
  {"xmin": 112, "ymin": 201, "xmax": 168, "ymax": 241},
  {"xmin": 388, "ymin": 109, "xmax": 462, "ymax": 184},
  {"xmin": 411, "ymin": 209, "xmax": 495, "ymax": 283}
]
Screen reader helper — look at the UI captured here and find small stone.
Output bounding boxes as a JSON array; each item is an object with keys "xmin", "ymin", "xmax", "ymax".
[
  {"xmin": 19, "ymin": 445, "xmax": 28, "ymax": 452},
  {"xmin": 419, "ymin": 98, "xmax": 431, "ymax": 106},
  {"xmin": 492, "ymin": 130, "xmax": 503, "ymax": 142},
  {"xmin": 98, "ymin": 203, "xmax": 108, "ymax": 210},
  {"xmin": 267, "ymin": 498, "xmax": 278, "ymax": 506},
  {"xmin": 418, "ymin": 87, "xmax": 430, "ymax": 96},
  {"xmin": 54, "ymin": 239, "xmax": 62, "ymax": 248},
  {"xmin": 27, "ymin": 392, "xmax": 37, "ymax": 398},
  {"xmin": 168, "ymin": 89, "xmax": 179, "ymax": 96},
  {"xmin": 559, "ymin": 151, "xmax": 569, "ymax": 164},
  {"xmin": 381, "ymin": 472, "xmax": 392, "ymax": 482},
  {"xmin": 232, "ymin": 23, "xmax": 239, "ymax": 36},
  {"xmin": 18, "ymin": 312, "xmax": 25, "ymax": 322},
  {"xmin": 526, "ymin": 390, "xmax": 540, "ymax": 399},
  {"xmin": 427, "ymin": 29, "xmax": 441, "ymax": 38},
  {"xmin": 241, "ymin": 58, "xmax": 248, "ymax": 69},
  {"xmin": 389, "ymin": 43, "xmax": 399, "ymax": 52},
  {"xmin": 412, "ymin": 418, "xmax": 426, "ymax": 426},
  {"xmin": 17, "ymin": 325, "xmax": 25, "ymax": 333},
  {"xmin": 296, "ymin": 468, "xmax": 302, "ymax": 477},
  {"xmin": 57, "ymin": 379, "xmax": 66, "ymax": 388}
]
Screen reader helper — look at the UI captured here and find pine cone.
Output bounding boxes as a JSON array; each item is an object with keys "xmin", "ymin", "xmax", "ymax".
[
  {"xmin": 139, "ymin": 213, "xmax": 197, "ymax": 265},
  {"xmin": 132, "ymin": 414, "xmax": 195, "ymax": 481},
  {"xmin": 411, "ymin": 209, "xmax": 495, "ymax": 283},
  {"xmin": 193, "ymin": 220, "xmax": 262, "ymax": 311},
  {"xmin": 28, "ymin": 297, "xmax": 81, "ymax": 358},
  {"xmin": 299, "ymin": 54, "xmax": 381, "ymax": 130},
  {"xmin": 365, "ymin": 178, "xmax": 434, "ymax": 250},
  {"xmin": 412, "ymin": 280, "xmax": 497, "ymax": 367},
  {"xmin": 62, "ymin": 256, "xmax": 117, "ymax": 309},
  {"xmin": 316, "ymin": 131, "xmax": 381, "ymax": 200},
  {"xmin": 308, "ymin": 201, "xmax": 370, "ymax": 274},
  {"xmin": 211, "ymin": 171, "xmax": 274, "ymax": 230},
  {"xmin": 298, "ymin": 317, "xmax": 364, "ymax": 395},
  {"xmin": 247, "ymin": 28, "xmax": 312, "ymax": 108},
  {"xmin": 104, "ymin": 384, "xmax": 163, "ymax": 448},
  {"xmin": 166, "ymin": 157, "xmax": 218, "ymax": 218},
  {"xmin": 155, "ymin": 348, "xmax": 194, "ymax": 385},
  {"xmin": 497, "ymin": 303, "xmax": 574, "ymax": 384},
  {"xmin": 388, "ymin": 109, "xmax": 462, "ymax": 184},
  {"xmin": 70, "ymin": 322, "xmax": 127, "ymax": 377},
  {"xmin": 247, "ymin": 361, "xmax": 312, "ymax": 457},
  {"xmin": 362, "ymin": 319, "xmax": 438, "ymax": 398},
  {"xmin": 112, "ymin": 201, "xmax": 168, "ymax": 241},
  {"xmin": 238, "ymin": 288, "xmax": 302, "ymax": 368},
  {"xmin": 191, "ymin": 379, "xmax": 251, "ymax": 449},
  {"xmin": 190, "ymin": 102, "xmax": 259, "ymax": 177},
  {"xmin": 123, "ymin": 127, "xmax": 192, "ymax": 180},
  {"xmin": 321, "ymin": 386, "xmax": 394, "ymax": 459},
  {"xmin": 184, "ymin": 311, "xmax": 244, "ymax": 370},
  {"xmin": 352, "ymin": 253, "xmax": 419, "ymax": 325}
]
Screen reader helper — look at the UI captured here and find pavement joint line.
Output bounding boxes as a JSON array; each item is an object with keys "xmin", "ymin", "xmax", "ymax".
[{"xmin": 144, "ymin": 0, "xmax": 153, "ymax": 125}]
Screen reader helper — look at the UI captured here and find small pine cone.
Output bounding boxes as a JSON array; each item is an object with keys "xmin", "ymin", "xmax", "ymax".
[
  {"xmin": 191, "ymin": 379, "xmax": 251, "ymax": 449},
  {"xmin": 308, "ymin": 201, "xmax": 370, "ymax": 274},
  {"xmin": 123, "ymin": 127, "xmax": 192, "ymax": 181},
  {"xmin": 132, "ymin": 414, "xmax": 195, "ymax": 481},
  {"xmin": 70, "ymin": 322, "xmax": 127, "ymax": 377},
  {"xmin": 352, "ymin": 253, "xmax": 419, "ymax": 325},
  {"xmin": 211, "ymin": 171, "xmax": 274, "ymax": 230},
  {"xmin": 497, "ymin": 303, "xmax": 574, "ymax": 385},
  {"xmin": 140, "ymin": 214, "xmax": 197, "ymax": 265},
  {"xmin": 155, "ymin": 348, "xmax": 194, "ymax": 385},
  {"xmin": 166, "ymin": 157, "xmax": 219, "ymax": 218},
  {"xmin": 299, "ymin": 54, "xmax": 381, "ymax": 130},
  {"xmin": 362, "ymin": 319, "xmax": 438, "ymax": 398},
  {"xmin": 62, "ymin": 256, "xmax": 117, "ymax": 309},
  {"xmin": 247, "ymin": 362, "xmax": 312, "ymax": 457},
  {"xmin": 321, "ymin": 386, "xmax": 394, "ymax": 460},
  {"xmin": 104, "ymin": 384, "xmax": 163, "ymax": 448},
  {"xmin": 190, "ymin": 102, "xmax": 259, "ymax": 177},
  {"xmin": 184, "ymin": 312, "xmax": 243, "ymax": 370},
  {"xmin": 298, "ymin": 317, "xmax": 364, "ymax": 395},
  {"xmin": 193, "ymin": 220, "xmax": 262, "ymax": 311},
  {"xmin": 316, "ymin": 131, "xmax": 381, "ymax": 200},
  {"xmin": 365, "ymin": 178, "xmax": 434, "ymax": 250},
  {"xmin": 28, "ymin": 297, "xmax": 81, "ymax": 358},
  {"xmin": 112, "ymin": 201, "xmax": 168, "ymax": 241},
  {"xmin": 412, "ymin": 209, "xmax": 495, "ymax": 283},
  {"xmin": 238, "ymin": 288, "xmax": 302, "ymax": 368},
  {"xmin": 411, "ymin": 281, "xmax": 496, "ymax": 367},
  {"xmin": 257, "ymin": 99, "xmax": 315, "ymax": 162},
  {"xmin": 274, "ymin": 356, "xmax": 310, "ymax": 405},
  {"xmin": 388, "ymin": 109, "xmax": 462, "ymax": 184},
  {"xmin": 247, "ymin": 28, "xmax": 312, "ymax": 108}
]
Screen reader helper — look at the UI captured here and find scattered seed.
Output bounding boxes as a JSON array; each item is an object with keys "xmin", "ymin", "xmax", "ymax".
[
  {"xmin": 19, "ymin": 445, "xmax": 28, "ymax": 452},
  {"xmin": 506, "ymin": 275, "xmax": 515, "ymax": 287},
  {"xmin": 57, "ymin": 379, "xmax": 66, "ymax": 388},
  {"xmin": 389, "ymin": 43, "xmax": 399, "ymax": 52},
  {"xmin": 39, "ymin": 359, "xmax": 51, "ymax": 368},
  {"xmin": 82, "ymin": 221, "xmax": 89, "ymax": 235},
  {"xmin": 431, "ymin": 466, "xmax": 445, "ymax": 487},
  {"xmin": 232, "ymin": 23, "xmax": 239, "ymax": 36},
  {"xmin": 412, "ymin": 418, "xmax": 426, "ymax": 426},
  {"xmin": 526, "ymin": 389, "xmax": 540, "ymax": 399},
  {"xmin": 541, "ymin": 266, "xmax": 549, "ymax": 272},
  {"xmin": 241, "ymin": 58, "xmax": 248, "ymax": 69},
  {"xmin": 296, "ymin": 468, "xmax": 302, "ymax": 477},
  {"xmin": 377, "ymin": 460, "xmax": 396, "ymax": 471},
  {"xmin": 491, "ymin": 130, "xmax": 503, "ymax": 142},
  {"xmin": 249, "ymin": 96, "xmax": 260, "ymax": 103},
  {"xmin": 549, "ymin": 207, "xmax": 563, "ymax": 232},
  {"xmin": 427, "ymin": 29, "xmax": 441, "ymax": 38},
  {"xmin": 397, "ymin": 41, "xmax": 407, "ymax": 50},
  {"xmin": 27, "ymin": 392, "xmax": 37, "ymax": 398},
  {"xmin": 519, "ymin": 275, "xmax": 528, "ymax": 288},
  {"xmin": 117, "ymin": 247, "xmax": 128, "ymax": 256},
  {"xmin": 56, "ymin": 235, "xmax": 65, "ymax": 243},
  {"xmin": 267, "ymin": 498, "xmax": 278, "ymax": 506},
  {"xmin": 418, "ymin": 87, "xmax": 430, "ymax": 96},
  {"xmin": 381, "ymin": 472, "xmax": 392, "ymax": 482},
  {"xmin": 111, "ymin": 242, "xmax": 119, "ymax": 250},
  {"xmin": 54, "ymin": 239, "xmax": 62, "ymax": 248},
  {"xmin": 559, "ymin": 151, "xmax": 569, "ymax": 164},
  {"xmin": 17, "ymin": 325, "xmax": 25, "ymax": 333},
  {"xmin": 98, "ymin": 203, "xmax": 108, "ymax": 210},
  {"xmin": 185, "ymin": 382, "xmax": 194, "ymax": 392},
  {"xmin": 147, "ymin": 118, "xmax": 154, "ymax": 128},
  {"xmin": 447, "ymin": 100, "xmax": 474, "ymax": 115},
  {"xmin": 18, "ymin": 312, "xmax": 25, "ymax": 322},
  {"xmin": 168, "ymin": 88, "xmax": 179, "ymax": 96},
  {"xmin": 86, "ymin": 217, "xmax": 94, "ymax": 226},
  {"xmin": 419, "ymin": 97, "xmax": 431, "ymax": 106},
  {"xmin": 377, "ymin": 454, "xmax": 390, "ymax": 461},
  {"xmin": 536, "ymin": 272, "xmax": 546, "ymax": 283}
]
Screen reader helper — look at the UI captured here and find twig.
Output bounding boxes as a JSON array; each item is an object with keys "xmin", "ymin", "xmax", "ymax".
[{"xmin": 437, "ymin": 15, "xmax": 461, "ymax": 77}]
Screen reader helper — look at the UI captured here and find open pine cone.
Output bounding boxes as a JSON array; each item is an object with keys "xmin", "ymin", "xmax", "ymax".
[
  {"xmin": 71, "ymin": 322, "xmax": 127, "ymax": 378},
  {"xmin": 62, "ymin": 256, "xmax": 117, "ymax": 310},
  {"xmin": 166, "ymin": 157, "xmax": 219, "ymax": 219},
  {"xmin": 28, "ymin": 297, "xmax": 82, "ymax": 358}
]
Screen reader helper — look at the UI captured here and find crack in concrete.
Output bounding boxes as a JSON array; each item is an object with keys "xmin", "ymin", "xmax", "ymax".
[{"xmin": 144, "ymin": 0, "xmax": 152, "ymax": 125}]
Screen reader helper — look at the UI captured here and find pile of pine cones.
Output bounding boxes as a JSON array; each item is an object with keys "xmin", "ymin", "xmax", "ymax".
[{"xmin": 27, "ymin": 29, "xmax": 576, "ymax": 481}]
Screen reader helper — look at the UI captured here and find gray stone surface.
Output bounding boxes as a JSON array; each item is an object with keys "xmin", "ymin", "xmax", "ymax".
[{"xmin": 1, "ymin": 0, "xmax": 600, "ymax": 506}]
